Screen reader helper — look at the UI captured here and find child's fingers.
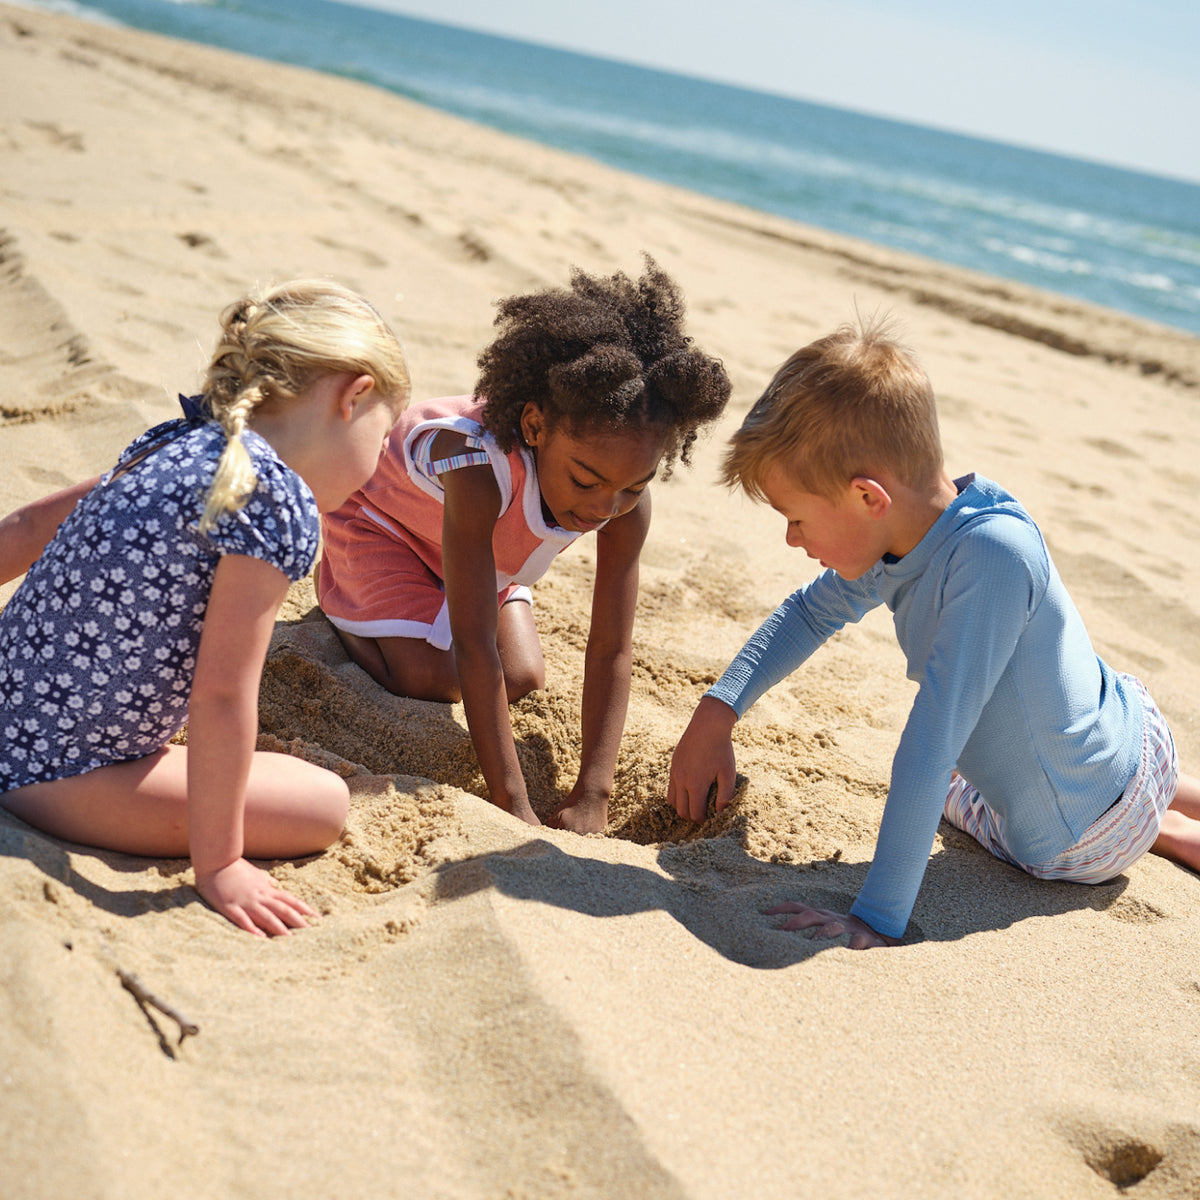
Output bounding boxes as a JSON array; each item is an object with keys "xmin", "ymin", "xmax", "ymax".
[
  {"xmin": 764, "ymin": 903, "xmax": 895, "ymax": 949},
  {"xmin": 221, "ymin": 903, "xmax": 268, "ymax": 938},
  {"xmin": 256, "ymin": 903, "xmax": 303, "ymax": 937},
  {"xmin": 216, "ymin": 896, "xmax": 293, "ymax": 937},
  {"xmin": 667, "ymin": 758, "xmax": 722, "ymax": 821},
  {"xmin": 675, "ymin": 777, "xmax": 709, "ymax": 822},
  {"xmin": 200, "ymin": 862, "xmax": 316, "ymax": 936},
  {"xmin": 765, "ymin": 902, "xmax": 842, "ymax": 934},
  {"xmin": 665, "ymin": 768, "xmax": 685, "ymax": 817},
  {"xmin": 666, "ymin": 772, "xmax": 684, "ymax": 817},
  {"xmin": 239, "ymin": 895, "xmax": 309, "ymax": 938},
  {"xmin": 267, "ymin": 884, "xmax": 318, "ymax": 919},
  {"xmin": 254, "ymin": 886, "xmax": 316, "ymax": 934},
  {"xmin": 713, "ymin": 765, "xmax": 738, "ymax": 812}
]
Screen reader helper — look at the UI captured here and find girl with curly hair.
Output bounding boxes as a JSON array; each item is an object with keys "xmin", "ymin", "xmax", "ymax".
[{"xmin": 318, "ymin": 258, "xmax": 730, "ymax": 832}]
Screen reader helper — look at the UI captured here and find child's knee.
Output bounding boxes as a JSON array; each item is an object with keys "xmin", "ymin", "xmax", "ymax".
[
  {"xmin": 299, "ymin": 770, "xmax": 350, "ymax": 849},
  {"xmin": 505, "ymin": 661, "xmax": 544, "ymax": 702},
  {"xmin": 320, "ymin": 773, "xmax": 350, "ymax": 834}
]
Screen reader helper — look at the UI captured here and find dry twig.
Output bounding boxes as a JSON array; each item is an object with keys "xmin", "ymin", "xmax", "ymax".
[{"xmin": 117, "ymin": 969, "xmax": 199, "ymax": 1058}]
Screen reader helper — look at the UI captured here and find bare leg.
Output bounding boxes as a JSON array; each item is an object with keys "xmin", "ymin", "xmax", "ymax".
[
  {"xmin": 0, "ymin": 745, "xmax": 348, "ymax": 859},
  {"xmin": 330, "ymin": 623, "xmax": 451, "ymax": 697},
  {"xmin": 333, "ymin": 598, "xmax": 544, "ymax": 704},
  {"xmin": 1166, "ymin": 772, "xmax": 1200, "ymax": 819},
  {"xmin": 495, "ymin": 598, "xmax": 545, "ymax": 701},
  {"xmin": 1150, "ymin": 772, "xmax": 1200, "ymax": 874}
]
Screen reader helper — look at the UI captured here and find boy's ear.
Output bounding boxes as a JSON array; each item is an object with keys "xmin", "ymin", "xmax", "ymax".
[
  {"xmin": 851, "ymin": 476, "xmax": 892, "ymax": 518},
  {"xmin": 337, "ymin": 373, "xmax": 376, "ymax": 419}
]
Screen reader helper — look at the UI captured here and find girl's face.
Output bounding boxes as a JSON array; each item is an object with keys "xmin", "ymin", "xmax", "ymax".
[
  {"xmin": 320, "ymin": 388, "xmax": 402, "ymax": 512},
  {"xmin": 521, "ymin": 405, "xmax": 665, "ymax": 533}
]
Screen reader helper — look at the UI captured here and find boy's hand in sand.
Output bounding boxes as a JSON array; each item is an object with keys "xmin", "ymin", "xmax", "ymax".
[
  {"xmin": 669, "ymin": 697, "xmax": 738, "ymax": 822},
  {"xmin": 766, "ymin": 902, "xmax": 899, "ymax": 950},
  {"xmin": 195, "ymin": 858, "xmax": 317, "ymax": 938}
]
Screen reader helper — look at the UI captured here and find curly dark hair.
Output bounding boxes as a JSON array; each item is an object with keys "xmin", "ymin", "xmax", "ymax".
[{"xmin": 476, "ymin": 257, "xmax": 730, "ymax": 475}]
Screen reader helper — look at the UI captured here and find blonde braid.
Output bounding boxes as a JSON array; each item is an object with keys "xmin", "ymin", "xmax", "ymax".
[
  {"xmin": 195, "ymin": 279, "xmax": 412, "ymax": 532},
  {"xmin": 199, "ymin": 295, "xmax": 294, "ymax": 533},
  {"xmin": 200, "ymin": 386, "xmax": 263, "ymax": 532}
]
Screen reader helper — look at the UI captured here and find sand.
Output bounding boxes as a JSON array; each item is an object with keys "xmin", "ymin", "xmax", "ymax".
[{"xmin": 2, "ymin": 6, "xmax": 1200, "ymax": 1198}]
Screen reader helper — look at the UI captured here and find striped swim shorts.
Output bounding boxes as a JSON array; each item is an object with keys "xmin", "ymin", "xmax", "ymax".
[{"xmin": 943, "ymin": 674, "xmax": 1177, "ymax": 884}]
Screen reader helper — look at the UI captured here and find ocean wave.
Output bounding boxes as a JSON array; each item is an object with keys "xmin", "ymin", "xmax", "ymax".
[
  {"xmin": 1125, "ymin": 271, "xmax": 1181, "ymax": 294},
  {"xmin": 403, "ymin": 80, "xmax": 1200, "ymax": 283},
  {"xmin": 982, "ymin": 239, "xmax": 1095, "ymax": 277}
]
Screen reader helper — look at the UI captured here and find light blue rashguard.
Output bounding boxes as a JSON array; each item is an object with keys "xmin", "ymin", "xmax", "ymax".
[{"xmin": 707, "ymin": 474, "xmax": 1143, "ymax": 939}]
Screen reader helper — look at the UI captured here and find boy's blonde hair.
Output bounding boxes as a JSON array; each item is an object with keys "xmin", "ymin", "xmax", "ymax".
[
  {"xmin": 199, "ymin": 279, "xmax": 411, "ymax": 531},
  {"xmin": 721, "ymin": 317, "xmax": 942, "ymax": 501}
]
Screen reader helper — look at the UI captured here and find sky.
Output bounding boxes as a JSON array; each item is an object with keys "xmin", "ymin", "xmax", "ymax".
[{"xmin": 342, "ymin": 0, "xmax": 1200, "ymax": 183}]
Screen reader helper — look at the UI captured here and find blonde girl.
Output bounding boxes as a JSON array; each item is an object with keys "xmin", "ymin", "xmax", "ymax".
[{"xmin": 0, "ymin": 280, "xmax": 410, "ymax": 937}]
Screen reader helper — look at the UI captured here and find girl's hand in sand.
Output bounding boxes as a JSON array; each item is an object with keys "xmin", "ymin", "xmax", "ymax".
[
  {"xmin": 195, "ymin": 858, "xmax": 317, "ymax": 938},
  {"xmin": 509, "ymin": 797, "xmax": 542, "ymax": 827},
  {"xmin": 766, "ymin": 902, "xmax": 899, "ymax": 950},
  {"xmin": 669, "ymin": 696, "xmax": 738, "ymax": 822},
  {"xmin": 550, "ymin": 785, "xmax": 609, "ymax": 834}
]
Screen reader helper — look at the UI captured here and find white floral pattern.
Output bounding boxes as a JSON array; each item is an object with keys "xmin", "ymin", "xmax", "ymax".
[{"xmin": 0, "ymin": 418, "xmax": 318, "ymax": 790}]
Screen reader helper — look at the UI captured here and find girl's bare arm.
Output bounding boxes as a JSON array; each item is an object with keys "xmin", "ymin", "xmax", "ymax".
[
  {"xmin": 0, "ymin": 477, "xmax": 100, "ymax": 586},
  {"xmin": 187, "ymin": 553, "xmax": 317, "ymax": 935},
  {"xmin": 553, "ymin": 491, "xmax": 652, "ymax": 833},
  {"xmin": 440, "ymin": 460, "xmax": 539, "ymax": 825}
]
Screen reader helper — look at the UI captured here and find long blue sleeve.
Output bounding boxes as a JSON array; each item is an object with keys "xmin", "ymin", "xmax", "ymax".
[
  {"xmin": 707, "ymin": 568, "xmax": 882, "ymax": 717},
  {"xmin": 849, "ymin": 516, "xmax": 1048, "ymax": 936}
]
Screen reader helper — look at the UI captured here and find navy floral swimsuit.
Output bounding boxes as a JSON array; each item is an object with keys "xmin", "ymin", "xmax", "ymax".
[{"xmin": 0, "ymin": 414, "xmax": 318, "ymax": 791}]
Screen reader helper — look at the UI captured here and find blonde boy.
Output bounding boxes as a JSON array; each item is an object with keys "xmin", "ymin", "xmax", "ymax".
[{"xmin": 669, "ymin": 319, "xmax": 1200, "ymax": 948}]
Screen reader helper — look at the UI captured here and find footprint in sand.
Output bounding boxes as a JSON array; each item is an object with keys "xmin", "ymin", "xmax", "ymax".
[
  {"xmin": 1083, "ymin": 1134, "xmax": 1165, "ymax": 1189},
  {"xmin": 25, "ymin": 120, "xmax": 84, "ymax": 152},
  {"xmin": 1062, "ymin": 1117, "xmax": 1200, "ymax": 1193},
  {"xmin": 177, "ymin": 231, "xmax": 225, "ymax": 258},
  {"xmin": 313, "ymin": 234, "xmax": 388, "ymax": 268},
  {"xmin": 0, "ymin": 228, "xmax": 101, "ymax": 419},
  {"xmin": 22, "ymin": 464, "xmax": 75, "ymax": 490},
  {"xmin": 1051, "ymin": 548, "xmax": 1200, "ymax": 662},
  {"xmin": 1084, "ymin": 436, "xmax": 1141, "ymax": 461}
]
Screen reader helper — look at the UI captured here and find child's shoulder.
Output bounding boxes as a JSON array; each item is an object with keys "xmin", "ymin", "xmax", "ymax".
[
  {"xmin": 953, "ymin": 475, "xmax": 1040, "ymax": 536},
  {"xmin": 949, "ymin": 475, "xmax": 1048, "ymax": 573},
  {"xmin": 403, "ymin": 394, "xmax": 486, "ymax": 428}
]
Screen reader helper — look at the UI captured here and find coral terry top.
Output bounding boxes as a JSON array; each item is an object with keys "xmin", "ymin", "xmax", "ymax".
[{"xmin": 318, "ymin": 395, "xmax": 583, "ymax": 650}]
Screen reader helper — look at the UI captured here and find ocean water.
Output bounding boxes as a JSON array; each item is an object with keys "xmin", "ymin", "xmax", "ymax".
[{"xmin": 20, "ymin": 0, "xmax": 1200, "ymax": 337}]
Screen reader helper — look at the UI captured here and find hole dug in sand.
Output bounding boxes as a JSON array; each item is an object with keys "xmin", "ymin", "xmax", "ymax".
[
  {"xmin": 1086, "ymin": 1138, "xmax": 1164, "ymax": 1189},
  {"xmin": 1061, "ymin": 1116, "xmax": 1200, "ymax": 1194},
  {"xmin": 258, "ymin": 577, "xmax": 890, "ymax": 872}
]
